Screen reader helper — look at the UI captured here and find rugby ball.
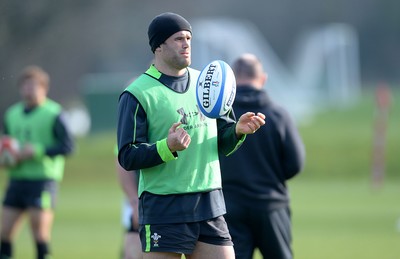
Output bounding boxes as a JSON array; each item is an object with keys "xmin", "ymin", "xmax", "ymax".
[
  {"xmin": 0, "ymin": 136, "xmax": 19, "ymax": 167},
  {"xmin": 196, "ymin": 60, "xmax": 236, "ymax": 118}
]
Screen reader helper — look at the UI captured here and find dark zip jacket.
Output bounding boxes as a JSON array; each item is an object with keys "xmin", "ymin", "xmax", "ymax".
[{"xmin": 219, "ymin": 85, "xmax": 305, "ymax": 210}]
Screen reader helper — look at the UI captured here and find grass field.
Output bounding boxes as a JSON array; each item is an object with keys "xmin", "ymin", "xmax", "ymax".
[{"xmin": 1, "ymin": 89, "xmax": 399, "ymax": 258}]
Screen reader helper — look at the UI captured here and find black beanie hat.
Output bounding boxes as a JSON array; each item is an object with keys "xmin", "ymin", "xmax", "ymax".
[{"xmin": 148, "ymin": 12, "xmax": 192, "ymax": 53}]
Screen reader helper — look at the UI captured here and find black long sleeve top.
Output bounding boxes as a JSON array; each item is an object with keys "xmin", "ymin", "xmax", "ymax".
[
  {"xmin": 117, "ymin": 69, "xmax": 241, "ymax": 171},
  {"xmin": 116, "ymin": 68, "xmax": 244, "ymax": 224}
]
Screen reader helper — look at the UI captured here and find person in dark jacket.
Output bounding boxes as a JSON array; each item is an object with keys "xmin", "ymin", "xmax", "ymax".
[{"xmin": 220, "ymin": 53, "xmax": 305, "ymax": 259}]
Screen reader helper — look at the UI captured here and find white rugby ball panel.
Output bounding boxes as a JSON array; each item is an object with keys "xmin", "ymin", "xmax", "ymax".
[{"xmin": 196, "ymin": 60, "xmax": 236, "ymax": 118}]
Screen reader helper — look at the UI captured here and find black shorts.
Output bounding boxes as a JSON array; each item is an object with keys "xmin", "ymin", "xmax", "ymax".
[
  {"xmin": 2, "ymin": 180, "xmax": 58, "ymax": 210},
  {"xmin": 139, "ymin": 216, "xmax": 233, "ymax": 254}
]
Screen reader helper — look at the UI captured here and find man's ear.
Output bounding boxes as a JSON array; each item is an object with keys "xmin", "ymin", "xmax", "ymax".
[{"xmin": 261, "ymin": 72, "xmax": 268, "ymax": 87}]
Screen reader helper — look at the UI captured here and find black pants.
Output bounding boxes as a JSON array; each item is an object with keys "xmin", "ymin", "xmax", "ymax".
[{"xmin": 224, "ymin": 201, "xmax": 292, "ymax": 259}]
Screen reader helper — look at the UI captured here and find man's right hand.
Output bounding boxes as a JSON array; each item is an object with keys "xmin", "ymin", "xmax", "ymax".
[{"xmin": 167, "ymin": 122, "xmax": 191, "ymax": 152}]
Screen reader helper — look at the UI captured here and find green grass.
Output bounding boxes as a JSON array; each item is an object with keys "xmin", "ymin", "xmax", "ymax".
[
  {"xmin": 298, "ymin": 90, "xmax": 400, "ymax": 180},
  {"xmin": 0, "ymin": 89, "xmax": 399, "ymax": 258},
  {"xmin": 289, "ymin": 179, "xmax": 400, "ymax": 259}
]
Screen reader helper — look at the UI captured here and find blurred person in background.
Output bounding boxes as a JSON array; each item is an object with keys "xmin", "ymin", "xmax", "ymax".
[
  {"xmin": 220, "ymin": 53, "xmax": 305, "ymax": 259},
  {"xmin": 117, "ymin": 12, "xmax": 265, "ymax": 259},
  {"xmin": 115, "ymin": 147, "xmax": 142, "ymax": 259},
  {"xmin": 0, "ymin": 66, "xmax": 74, "ymax": 259}
]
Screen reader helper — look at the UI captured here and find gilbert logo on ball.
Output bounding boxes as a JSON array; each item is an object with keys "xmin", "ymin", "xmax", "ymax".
[
  {"xmin": 0, "ymin": 136, "xmax": 20, "ymax": 167},
  {"xmin": 196, "ymin": 60, "xmax": 236, "ymax": 118}
]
